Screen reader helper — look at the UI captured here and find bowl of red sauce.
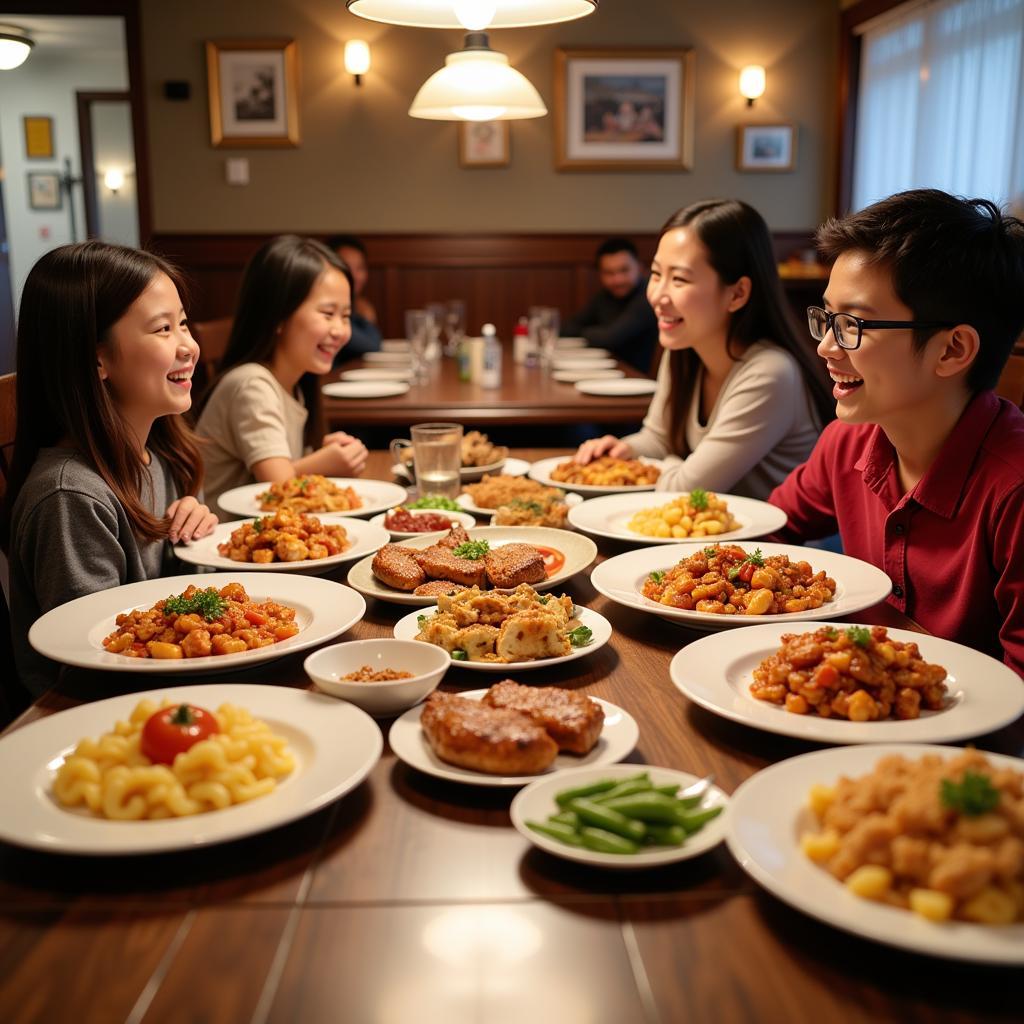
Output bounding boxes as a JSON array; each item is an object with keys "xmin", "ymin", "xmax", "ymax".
[{"xmin": 370, "ymin": 506, "xmax": 479, "ymax": 539}]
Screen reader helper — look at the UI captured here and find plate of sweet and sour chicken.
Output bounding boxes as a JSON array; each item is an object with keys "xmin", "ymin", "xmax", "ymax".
[{"xmin": 346, "ymin": 524, "xmax": 598, "ymax": 606}]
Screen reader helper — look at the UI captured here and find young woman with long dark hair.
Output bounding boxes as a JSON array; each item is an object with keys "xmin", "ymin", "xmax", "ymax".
[{"xmin": 576, "ymin": 199, "xmax": 833, "ymax": 497}]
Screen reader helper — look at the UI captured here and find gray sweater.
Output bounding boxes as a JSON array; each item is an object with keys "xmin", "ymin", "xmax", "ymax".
[{"xmin": 8, "ymin": 448, "xmax": 178, "ymax": 696}]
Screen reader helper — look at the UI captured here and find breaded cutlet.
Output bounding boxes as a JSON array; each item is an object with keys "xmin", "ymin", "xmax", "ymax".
[
  {"xmin": 484, "ymin": 543, "xmax": 547, "ymax": 589},
  {"xmin": 437, "ymin": 525, "xmax": 472, "ymax": 550},
  {"xmin": 413, "ymin": 580, "xmax": 469, "ymax": 598},
  {"xmin": 415, "ymin": 545, "xmax": 489, "ymax": 588},
  {"xmin": 482, "ymin": 680, "xmax": 604, "ymax": 755},
  {"xmin": 371, "ymin": 543, "xmax": 426, "ymax": 591}
]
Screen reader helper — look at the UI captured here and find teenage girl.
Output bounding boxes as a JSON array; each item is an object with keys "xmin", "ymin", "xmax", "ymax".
[
  {"xmin": 1, "ymin": 241, "xmax": 217, "ymax": 695},
  {"xmin": 575, "ymin": 199, "xmax": 834, "ymax": 498},
  {"xmin": 196, "ymin": 235, "xmax": 368, "ymax": 516}
]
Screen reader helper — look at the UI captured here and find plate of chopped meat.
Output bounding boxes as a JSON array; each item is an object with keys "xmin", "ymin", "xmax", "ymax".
[{"xmin": 388, "ymin": 684, "xmax": 638, "ymax": 786}]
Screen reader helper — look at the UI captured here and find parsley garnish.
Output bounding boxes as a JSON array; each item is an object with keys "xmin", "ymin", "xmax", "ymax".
[
  {"xmin": 941, "ymin": 772, "xmax": 999, "ymax": 817},
  {"xmin": 299, "ymin": 477, "xmax": 309, "ymax": 492},
  {"xmin": 703, "ymin": 546, "xmax": 717, "ymax": 558},
  {"xmin": 452, "ymin": 649, "xmax": 468, "ymax": 661},
  {"xmin": 452, "ymin": 540, "xmax": 490, "ymax": 560},
  {"xmin": 689, "ymin": 488, "xmax": 709, "ymax": 511},
  {"xmin": 845, "ymin": 626, "xmax": 871, "ymax": 648},
  {"xmin": 568, "ymin": 625, "xmax": 593, "ymax": 647},
  {"xmin": 648, "ymin": 570, "xmax": 666, "ymax": 584},
  {"xmin": 252, "ymin": 517, "xmax": 266, "ymax": 533},
  {"xmin": 509, "ymin": 499, "xmax": 543, "ymax": 514},
  {"xmin": 538, "ymin": 594, "xmax": 551, "ymax": 604},
  {"xmin": 408, "ymin": 495, "xmax": 461, "ymax": 511},
  {"xmin": 163, "ymin": 587, "xmax": 227, "ymax": 622},
  {"xmin": 417, "ymin": 614, "xmax": 429, "ymax": 628},
  {"xmin": 727, "ymin": 548, "xmax": 765, "ymax": 581},
  {"xmin": 821, "ymin": 626, "xmax": 839, "ymax": 640}
]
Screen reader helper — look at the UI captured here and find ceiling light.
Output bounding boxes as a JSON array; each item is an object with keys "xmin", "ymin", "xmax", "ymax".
[
  {"xmin": 347, "ymin": 0, "xmax": 597, "ymax": 30},
  {"xmin": 0, "ymin": 25, "xmax": 33, "ymax": 71},
  {"xmin": 409, "ymin": 32, "xmax": 546, "ymax": 121}
]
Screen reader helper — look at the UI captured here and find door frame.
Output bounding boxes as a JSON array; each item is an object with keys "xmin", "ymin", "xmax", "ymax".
[{"xmin": 76, "ymin": 89, "xmax": 133, "ymax": 239}]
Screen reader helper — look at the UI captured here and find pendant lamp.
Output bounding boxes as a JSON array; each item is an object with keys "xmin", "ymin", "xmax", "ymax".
[
  {"xmin": 0, "ymin": 25, "xmax": 33, "ymax": 70},
  {"xmin": 347, "ymin": 0, "xmax": 597, "ymax": 30}
]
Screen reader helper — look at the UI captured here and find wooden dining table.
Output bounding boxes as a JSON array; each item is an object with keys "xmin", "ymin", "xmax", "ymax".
[
  {"xmin": 320, "ymin": 348, "xmax": 654, "ymax": 431},
  {"xmin": 1, "ymin": 450, "xmax": 1020, "ymax": 1024}
]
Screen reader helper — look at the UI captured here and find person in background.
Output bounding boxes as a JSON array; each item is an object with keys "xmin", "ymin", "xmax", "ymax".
[
  {"xmin": 769, "ymin": 189, "xmax": 1024, "ymax": 676},
  {"xmin": 575, "ymin": 199, "xmax": 833, "ymax": 498},
  {"xmin": 562, "ymin": 237, "xmax": 659, "ymax": 374},
  {"xmin": 326, "ymin": 234, "xmax": 382, "ymax": 362},
  {"xmin": 196, "ymin": 235, "xmax": 368, "ymax": 518},
  {"xmin": 1, "ymin": 241, "xmax": 217, "ymax": 696}
]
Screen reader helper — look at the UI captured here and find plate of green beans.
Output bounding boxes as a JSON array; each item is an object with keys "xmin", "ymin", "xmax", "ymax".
[{"xmin": 510, "ymin": 764, "xmax": 729, "ymax": 868}]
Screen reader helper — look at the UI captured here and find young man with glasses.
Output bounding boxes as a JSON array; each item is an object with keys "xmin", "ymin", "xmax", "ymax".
[{"xmin": 769, "ymin": 189, "xmax": 1024, "ymax": 677}]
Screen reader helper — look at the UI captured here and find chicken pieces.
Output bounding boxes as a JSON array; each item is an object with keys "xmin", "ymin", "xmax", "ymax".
[{"xmin": 483, "ymin": 680, "xmax": 604, "ymax": 755}]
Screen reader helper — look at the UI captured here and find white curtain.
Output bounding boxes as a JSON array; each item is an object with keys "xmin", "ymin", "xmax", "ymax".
[{"xmin": 852, "ymin": 0, "xmax": 1024, "ymax": 212}]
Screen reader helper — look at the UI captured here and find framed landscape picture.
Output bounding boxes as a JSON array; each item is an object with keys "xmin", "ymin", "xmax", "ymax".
[
  {"xmin": 553, "ymin": 47, "xmax": 695, "ymax": 171},
  {"xmin": 206, "ymin": 39, "xmax": 300, "ymax": 147},
  {"xmin": 736, "ymin": 123, "xmax": 797, "ymax": 172},
  {"xmin": 27, "ymin": 171, "xmax": 61, "ymax": 210},
  {"xmin": 458, "ymin": 120, "xmax": 510, "ymax": 168}
]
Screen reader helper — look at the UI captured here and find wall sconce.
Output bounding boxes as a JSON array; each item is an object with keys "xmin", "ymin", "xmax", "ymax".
[
  {"xmin": 739, "ymin": 65, "xmax": 766, "ymax": 107},
  {"xmin": 0, "ymin": 24, "xmax": 34, "ymax": 70},
  {"xmin": 103, "ymin": 168, "xmax": 125, "ymax": 194},
  {"xmin": 345, "ymin": 39, "xmax": 371, "ymax": 86}
]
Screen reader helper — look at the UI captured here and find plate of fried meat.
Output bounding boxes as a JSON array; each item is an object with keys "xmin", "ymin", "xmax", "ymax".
[{"xmin": 388, "ymin": 682, "xmax": 639, "ymax": 786}]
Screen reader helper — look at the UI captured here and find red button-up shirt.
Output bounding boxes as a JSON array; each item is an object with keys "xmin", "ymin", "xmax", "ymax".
[{"xmin": 769, "ymin": 392, "xmax": 1024, "ymax": 678}]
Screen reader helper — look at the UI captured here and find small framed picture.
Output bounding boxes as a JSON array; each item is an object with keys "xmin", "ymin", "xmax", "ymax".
[
  {"xmin": 206, "ymin": 39, "xmax": 300, "ymax": 147},
  {"xmin": 27, "ymin": 172, "xmax": 62, "ymax": 210},
  {"xmin": 736, "ymin": 123, "xmax": 797, "ymax": 172},
  {"xmin": 458, "ymin": 121, "xmax": 510, "ymax": 168},
  {"xmin": 23, "ymin": 116, "xmax": 55, "ymax": 159}
]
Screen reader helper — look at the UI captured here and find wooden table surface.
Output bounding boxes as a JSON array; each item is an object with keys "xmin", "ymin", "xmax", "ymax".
[
  {"xmin": 321, "ymin": 349, "xmax": 653, "ymax": 429},
  {"xmin": 1, "ymin": 451, "xmax": 1021, "ymax": 1024}
]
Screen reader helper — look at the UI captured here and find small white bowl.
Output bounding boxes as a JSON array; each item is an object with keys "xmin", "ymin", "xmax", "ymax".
[
  {"xmin": 304, "ymin": 639, "xmax": 450, "ymax": 716},
  {"xmin": 370, "ymin": 507, "xmax": 478, "ymax": 539}
]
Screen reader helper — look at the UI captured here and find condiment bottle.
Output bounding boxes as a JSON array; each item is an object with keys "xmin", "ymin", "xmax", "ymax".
[
  {"xmin": 512, "ymin": 316, "xmax": 530, "ymax": 364},
  {"xmin": 481, "ymin": 323, "xmax": 502, "ymax": 389}
]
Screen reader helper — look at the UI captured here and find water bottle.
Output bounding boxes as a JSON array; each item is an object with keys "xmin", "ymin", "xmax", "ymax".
[{"xmin": 481, "ymin": 323, "xmax": 502, "ymax": 389}]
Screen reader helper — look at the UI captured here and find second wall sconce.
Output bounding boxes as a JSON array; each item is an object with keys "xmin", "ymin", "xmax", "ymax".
[
  {"xmin": 739, "ymin": 64, "xmax": 766, "ymax": 107},
  {"xmin": 103, "ymin": 168, "xmax": 126, "ymax": 194},
  {"xmin": 345, "ymin": 39, "xmax": 371, "ymax": 85}
]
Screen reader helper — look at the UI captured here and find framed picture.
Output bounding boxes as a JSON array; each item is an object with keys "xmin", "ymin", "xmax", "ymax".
[
  {"xmin": 205, "ymin": 39, "xmax": 300, "ymax": 147},
  {"xmin": 736, "ymin": 123, "xmax": 797, "ymax": 172},
  {"xmin": 458, "ymin": 121, "xmax": 510, "ymax": 168},
  {"xmin": 23, "ymin": 116, "xmax": 54, "ymax": 159},
  {"xmin": 27, "ymin": 172, "xmax": 62, "ymax": 210},
  {"xmin": 553, "ymin": 48, "xmax": 695, "ymax": 172}
]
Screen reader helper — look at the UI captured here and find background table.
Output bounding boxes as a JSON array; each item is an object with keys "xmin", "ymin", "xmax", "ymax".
[{"xmin": 1, "ymin": 451, "xmax": 1020, "ymax": 1024}]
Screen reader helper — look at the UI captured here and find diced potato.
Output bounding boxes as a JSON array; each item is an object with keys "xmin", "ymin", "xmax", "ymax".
[
  {"xmin": 801, "ymin": 830, "xmax": 840, "ymax": 863},
  {"xmin": 909, "ymin": 888, "xmax": 954, "ymax": 922},
  {"xmin": 146, "ymin": 641, "xmax": 184, "ymax": 660},
  {"xmin": 961, "ymin": 886, "xmax": 1017, "ymax": 925},
  {"xmin": 846, "ymin": 865, "xmax": 893, "ymax": 900},
  {"xmin": 808, "ymin": 784, "xmax": 836, "ymax": 819},
  {"xmin": 745, "ymin": 589, "xmax": 773, "ymax": 615}
]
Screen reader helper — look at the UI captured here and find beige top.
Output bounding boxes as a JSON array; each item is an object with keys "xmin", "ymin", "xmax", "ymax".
[
  {"xmin": 196, "ymin": 362, "xmax": 307, "ymax": 518},
  {"xmin": 621, "ymin": 341, "xmax": 821, "ymax": 499}
]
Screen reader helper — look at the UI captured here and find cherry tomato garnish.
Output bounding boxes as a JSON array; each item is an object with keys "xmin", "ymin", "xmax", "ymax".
[{"xmin": 140, "ymin": 703, "xmax": 220, "ymax": 765}]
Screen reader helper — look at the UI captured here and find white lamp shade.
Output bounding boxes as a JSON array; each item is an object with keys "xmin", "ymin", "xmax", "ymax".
[
  {"xmin": 0, "ymin": 32, "xmax": 32, "ymax": 70},
  {"xmin": 347, "ymin": 0, "xmax": 596, "ymax": 29},
  {"xmin": 409, "ymin": 48, "xmax": 546, "ymax": 121},
  {"xmin": 345, "ymin": 39, "xmax": 371, "ymax": 76},
  {"xmin": 104, "ymin": 168, "xmax": 126, "ymax": 192},
  {"xmin": 739, "ymin": 65, "xmax": 766, "ymax": 101}
]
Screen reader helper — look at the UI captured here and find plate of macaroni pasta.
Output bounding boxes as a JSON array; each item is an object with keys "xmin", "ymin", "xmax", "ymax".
[
  {"xmin": 0, "ymin": 684, "xmax": 383, "ymax": 854},
  {"xmin": 726, "ymin": 745, "xmax": 1024, "ymax": 963}
]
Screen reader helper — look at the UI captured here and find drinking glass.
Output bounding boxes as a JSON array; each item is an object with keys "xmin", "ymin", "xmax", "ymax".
[
  {"xmin": 444, "ymin": 299, "xmax": 466, "ymax": 356},
  {"xmin": 390, "ymin": 422, "xmax": 463, "ymax": 498},
  {"xmin": 538, "ymin": 307, "xmax": 561, "ymax": 368},
  {"xmin": 425, "ymin": 302, "xmax": 445, "ymax": 363},
  {"xmin": 404, "ymin": 309, "xmax": 429, "ymax": 384}
]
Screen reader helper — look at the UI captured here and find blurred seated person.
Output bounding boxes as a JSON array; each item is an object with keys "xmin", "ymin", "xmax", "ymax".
[
  {"xmin": 327, "ymin": 234, "xmax": 382, "ymax": 362},
  {"xmin": 563, "ymin": 237, "xmax": 658, "ymax": 374}
]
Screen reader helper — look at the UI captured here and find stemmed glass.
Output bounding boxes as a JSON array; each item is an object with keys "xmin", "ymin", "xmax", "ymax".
[
  {"xmin": 404, "ymin": 309, "xmax": 429, "ymax": 384},
  {"xmin": 443, "ymin": 299, "xmax": 466, "ymax": 357},
  {"xmin": 425, "ymin": 302, "xmax": 445, "ymax": 363}
]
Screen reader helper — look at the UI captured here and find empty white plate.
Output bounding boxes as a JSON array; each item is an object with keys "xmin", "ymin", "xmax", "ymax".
[
  {"xmin": 552, "ymin": 358, "xmax": 617, "ymax": 371},
  {"xmin": 340, "ymin": 368, "xmax": 413, "ymax": 382},
  {"xmin": 552, "ymin": 368, "xmax": 625, "ymax": 383},
  {"xmin": 381, "ymin": 338, "xmax": 411, "ymax": 352},
  {"xmin": 363, "ymin": 351, "xmax": 413, "ymax": 365},
  {"xmin": 322, "ymin": 381, "xmax": 410, "ymax": 399},
  {"xmin": 555, "ymin": 337, "xmax": 587, "ymax": 349},
  {"xmin": 575, "ymin": 379, "xmax": 657, "ymax": 397},
  {"xmin": 556, "ymin": 348, "xmax": 611, "ymax": 359}
]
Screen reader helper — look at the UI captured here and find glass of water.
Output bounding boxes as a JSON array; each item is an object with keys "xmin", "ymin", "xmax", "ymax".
[
  {"xmin": 444, "ymin": 299, "xmax": 466, "ymax": 356},
  {"xmin": 404, "ymin": 309, "xmax": 429, "ymax": 384},
  {"xmin": 538, "ymin": 307, "xmax": 561, "ymax": 368},
  {"xmin": 410, "ymin": 422, "xmax": 463, "ymax": 498}
]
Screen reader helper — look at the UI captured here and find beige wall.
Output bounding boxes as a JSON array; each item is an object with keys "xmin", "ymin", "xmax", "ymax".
[{"xmin": 141, "ymin": 0, "xmax": 840, "ymax": 234}]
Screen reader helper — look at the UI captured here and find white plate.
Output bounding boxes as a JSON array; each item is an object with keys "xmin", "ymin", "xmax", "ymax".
[
  {"xmin": 389, "ymin": 690, "xmax": 639, "ymax": 787},
  {"xmin": 28, "ymin": 572, "xmax": 366, "ymax": 675},
  {"xmin": 555, "ymin": 337, "xmax": 587, "ymax": 349},
  {"xmin": 380, "ymin": 338, "xmax": 411, "ymax": 352},
  {"xmin": 456, "ymin": 472, "xmax": 575, "ymax": 516},
  {"xmin": 346, "ymin": 526, "xmax": 598, "ymax": 606},
  {"xmin": 362, "ymin": 351, "xmax": 412, "ymax": 365},
  {"xmin": 671, "ymin": 623, "xmax": 1024, "ymax": 743},
  {"xmin": 340, "ymin": 367, "xmax": 413, "ymax": 382},
  {"xmin": 552, "ymin": 368, "xmax": 625, "ymax": 383},
  {"xmin": 575, "ymin": 379, "xmax": 657, "ymax": 397},
  {"xmin": 590, "ymin": 542, "xmax": 892, "ymax": 631},
  {"xmin": 370, "ymin": 507, "xmax": 478, "ymax": 539},
  {"xmin": 393, "ymin": 604, "xmax": 611, "ymax": 672},
  {"xmin": 173, "ymin": 516, "xmax": 389, "ymax": 575},
  {"xmin": 322, "ymin": 381, "xmax": 410, "ymax": 399},
  {"xmin": 511, "ymin": 764, "xmax": 729, "ymax": 868},
  {"xmin": 0, "ymin": 684, "xmax": 382, "ymax": 855},
  {"xmin": 567, "ymin": 492, "xmax": 787, "ymax": 544},
  {"xmin": 217, "ymin": 478, "xmax": 409, "ymax": 519},
  {"xmin": 392, "ymin": 457, "xmax": 509, "ymax": 484},
  {"xmin": 726, "ymin": 745, "xmax": 1024, "ymax": 963},
  {"xmin": 528, "ymin": 455, "xmax": 664, "ymax": 497},
  {"xmin": 554, "ymin": 347, "xmax": 611, "ymax": 360},
  {"xmin": 552, "ymin": 358, "xmax": 618, "ymax": 371}
]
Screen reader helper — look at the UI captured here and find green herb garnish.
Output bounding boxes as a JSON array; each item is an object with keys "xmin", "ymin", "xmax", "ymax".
[
  {"xmin": 648, "ymin": 570, "xmax": 665, "ymax": 584},
  {"xmin": 568, "ymin": 625, "xmax": 593, "ymax": 647},
  {"xmin": 941, "ymin": 771, "xmax": 1000, "ymax": 817},
  {"xmin": 452, "ymin": 649, "xmax": 468, "ymax": 661},
  {"xmin": 703, "ymin": 546, "xmax": 718, "ymax": 558},
  {"xmin": 408, "ymin": 495, "xmax": 462, "ymax": 511},
  {"xmin": 299, "ymin": 477, "xmax": 309, "ymax": 492},
  {"xmin": 252, "ymin": 517, "xmax": 266, "ymax": 533},
  {"xmin": 417, "ymin": 614, "xmax": 429, "ymax": 629},
  {"xmin": 727, "ymin": 548, "xmax": 766, "ymax": 581},
  {"xmin": 689, "ymin": 488, "xmax": 709, "ymax": 511},
  {"xmin": 163, "ymin": 587, "xmax": 227, "ymax": 622},
  {"xmin": 509, "ymin": 499, "xmax": 543, "ymax": 514},
  {"xmin": 538, "ymin": 594, "xmax": 551, "ymax": 604},
  {"xmin": 845, "ymin": 626, "xmax": 871, "ymax": 648},
  {"xmin": 169, "ymin": 704, "xmax": 197, "ymax": 725},
  {"xmin": 452, "ymin": 540, "xmax": 490, "ymax": 560},
  {"xmin": 821, "ymin": 626, "xmax": 839, "ymax": 640}
]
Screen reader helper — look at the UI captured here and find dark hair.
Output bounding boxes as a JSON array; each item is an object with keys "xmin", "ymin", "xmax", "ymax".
[
  {"xmin": 659, "ymin": 199, "xmax": 834, "ymax": 455},
  {"xmin": 201, "ymin": 235, "xmax": 353, "ymax": 444},
  {"xmin": 816, "ymin": 189, "xmax": 1024, "ymax": 392},
  {"xmin": 0, "ymin": 241, "xmax": 203, "ymax": 549},
  {"xmin": 596, "ymin": 237, "xmax": 639, "ymax": 263},
  {"xmin": 325, "ymin": 234, "xmax": 366, "ymax": 256}
]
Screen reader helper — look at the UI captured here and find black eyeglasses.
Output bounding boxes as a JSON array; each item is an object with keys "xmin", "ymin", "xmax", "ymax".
[{"xmin": 806, "ymin": 306, "xmax": 954, "ymax": 351}]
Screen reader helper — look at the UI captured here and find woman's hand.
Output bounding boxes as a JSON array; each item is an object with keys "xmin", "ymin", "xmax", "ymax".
[
  {"xmin": 321, "ymin": 433, "xmax": 368, "ymax": 476},
  {"xmin": 166, "ymin": 497, "xmax": 218, "ymax": 544},
  {"xmin": 574, "ymin": 435, "xmax": 633, "ymax": 465}
]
